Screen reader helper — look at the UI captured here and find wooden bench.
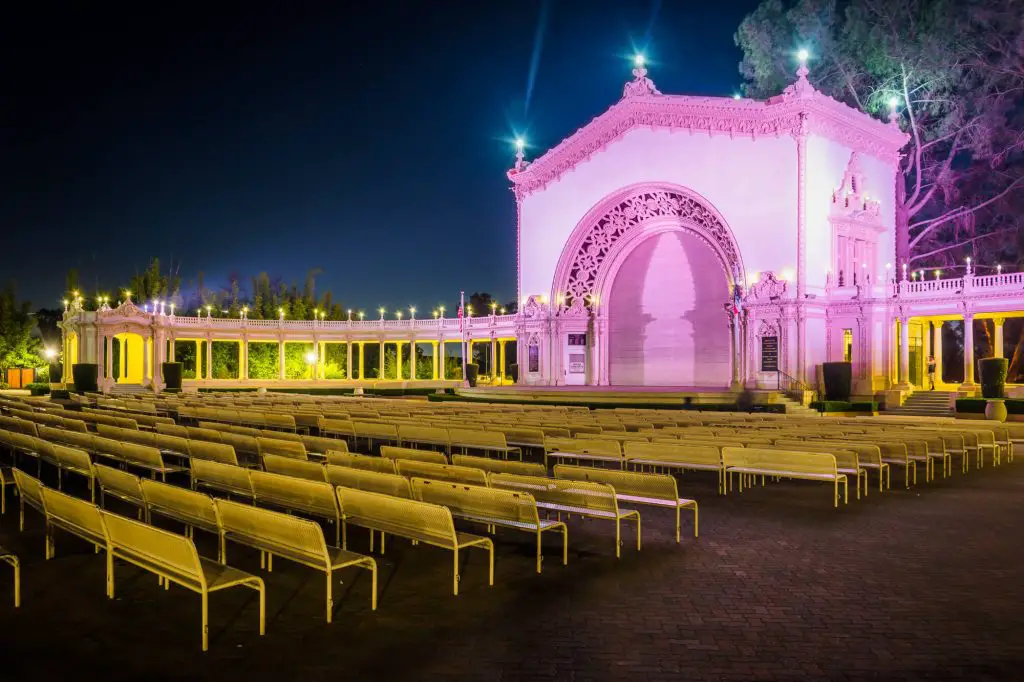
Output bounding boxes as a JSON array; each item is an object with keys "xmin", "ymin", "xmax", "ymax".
[
  {"xmin": 262, "ymin": 453, "xmax": 327, "ymax": 482},
  {"xmin": 544, "ymin": 437, "xmax": 622, "ymax": 469},
  {"xmin": 335, "ymin": 486, "xmax": 493, "ymax": 595},
  {"xmin": 0, "ymin": 545, "xmax": 18, "ymax": 607},
  {"xmin": 250, "ymin": 471, "xmax": 343, "ymax": 547},
  {"xmin": 722, "ymin": 447, "xmax": 848, "ymax": 508},
  {"xmin": 412, "ymin": 478, "xmax": 567, "ymax": 573},
  {"xmin": 395, "ymin": 459, "xmax": 488, "ymax": 487},
  {"xmin": 553, "ymin": 465, "xmax": 698, "ymax": 541},
  {"xmin": 326, "ymin": 465, "xmax": 413, "ymax": 499},
  {"xmin": 488, "ymin": 473, "xmax": 641, "ymax": 557},
  {"xmin": 451, "ymin": 454, "xmax": 547, "ymax": 478},
  {"xmin": 216, "ymin": 499, "xmax": 376, "ymax": 620},
  {"xmin": 381, "ymin": 445, "xmax": 448, "ymax": 465},
  {"xmin": 624, "ymin": 441, "xmax": 724, "ymax": 493},
  {"xmin": 102, "ymin": 510, "xmax": 265, "ymax": 651},
  {"xmin": 448, "ymin": 428, "xmax": 522, "ymax": 460},
  {"xmin": 191, "ymin": 458, "xmax": 254, "ymax": 500},
  {"xmin": 325, "ymin": 450, "xmax": 397, "ymax": 474},
  {"xmin": 140, "ymin": 479, "xmax": 225, "ymax": 561}
]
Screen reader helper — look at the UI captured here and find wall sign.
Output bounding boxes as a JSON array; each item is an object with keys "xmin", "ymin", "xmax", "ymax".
[
  {"xmin": 568, "ymin": 353, "xmax": 586, "ymax": 373},
  {"xmin": 528, "ymin": 345, "xmax": 539, "ymax": 373},
  {"xmin": 761, "ymin": 336, "xmax": 779, "ymax": 372}
]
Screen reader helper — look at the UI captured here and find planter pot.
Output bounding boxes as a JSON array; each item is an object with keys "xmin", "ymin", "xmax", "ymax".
[
  {"xmin": 465, "ymin": 364, "xmax": 479, "ymax": 388},
  {"xmin": 984, "ymin": 399, "xmax": 1007, "ymax": 422}
]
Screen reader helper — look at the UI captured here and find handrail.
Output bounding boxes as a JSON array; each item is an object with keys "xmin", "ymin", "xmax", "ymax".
[{"xmin": 777, "ymin": 370, "xmax": 812, "ymax": 395}]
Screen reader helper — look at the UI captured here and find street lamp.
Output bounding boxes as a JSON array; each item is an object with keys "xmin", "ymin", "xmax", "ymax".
[
  {"xmin": 347, "ymin": 309, "xmax": 352, "ymax": 321},
  {"xmin": 358, "ymin": 311, "xmax": 365, "ymax": 321},
  {"xmin": 43, "ymin": 347, "xmax": 57, "ymax": 361},
  {"xmin": 305, "ymin": 350, "xmax": 318, "ymax": 380},
  {"xmin": 438, "ymin": 305, "xmax": 445, "ymax": 318},
  {"xmin": 379, "ymin": 307, "xmax": 386, "ymax": 320},
  {"xmin": 205, "ymin": 305, "xmax": 212, "ymax": 317},
  {"xmin": 279, "ymin": 307, "xmax": 285, "ymax": 320},
  {"xmin": 409, "ymin": 306, "xmax": 416, "ymax": 320}
]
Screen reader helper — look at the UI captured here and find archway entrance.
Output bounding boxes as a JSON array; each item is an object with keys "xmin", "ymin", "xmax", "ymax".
[
  {"xmin": 113, "ymin": 332, "xmax": 145, "ymax": 384},
  {"xmin": 607, "ymin": 230, "xmax": 732, "ymax": 386}
]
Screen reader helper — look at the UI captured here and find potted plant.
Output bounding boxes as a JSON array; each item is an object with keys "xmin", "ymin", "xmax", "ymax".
[
  {"xmin": 979, "ymin": 357, "xmax": 1008, "ymax": 422},
  {"xmin": 465, "ymin": 363, "xmax": 479, "ymax": 387}
]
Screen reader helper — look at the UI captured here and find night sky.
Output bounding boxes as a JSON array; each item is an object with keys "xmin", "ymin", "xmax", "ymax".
[{"xmin": 3, "ymin": 0, "xmax": 761, "ymax": 313}]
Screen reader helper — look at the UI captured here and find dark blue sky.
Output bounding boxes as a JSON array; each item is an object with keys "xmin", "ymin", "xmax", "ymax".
[{"xmin": 2, "ymin": 0, "xmax": 760, "ymax": 313}]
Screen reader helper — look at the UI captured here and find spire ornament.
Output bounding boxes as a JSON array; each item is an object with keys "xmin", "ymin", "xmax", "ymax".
[{"xmin": 622, "ymin": 54, "xmax": 661, "ymax": 99}]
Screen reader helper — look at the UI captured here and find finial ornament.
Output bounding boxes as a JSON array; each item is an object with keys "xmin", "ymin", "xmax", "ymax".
[{"xmin": 622, "ymin": 54, "xmax": 661, "ymax": 99}]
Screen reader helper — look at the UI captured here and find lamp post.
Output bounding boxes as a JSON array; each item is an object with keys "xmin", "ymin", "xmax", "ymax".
[
  {"xmin": 379, "ymin": 307, "xmax": 385, "ymax": 321},
  {"xmin": 305, "ymin": 350, "xmax": 318, "ymax": 381},
  {"xmin": 409, "ymin": 307, "xmax": 416, "ymax": 320}
]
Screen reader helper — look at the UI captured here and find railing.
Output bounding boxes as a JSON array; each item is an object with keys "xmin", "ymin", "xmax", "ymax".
[
  {"xmin": 892, "ymin": 271, "xmax": 1024, "ymax": 297},
  {"xmin": 777, "ymin": 370, "xmax": 814, "ymax": 398}
]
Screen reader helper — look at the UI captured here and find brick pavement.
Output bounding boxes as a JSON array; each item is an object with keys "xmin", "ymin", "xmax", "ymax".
[{"xmin": 0, "ymin": 460, "xmax": 1022, "ymax": 681}]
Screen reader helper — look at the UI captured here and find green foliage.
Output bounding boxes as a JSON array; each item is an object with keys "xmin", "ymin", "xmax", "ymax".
[
  {"xmin": 1006, "ymin": 399, "xmax": 1024, "ymax": 415},
  {"xmin": 810, "ymin": 400, "xmax": 854, "ymax": 412},
  {"xmin": 127, "ymin": 258, "xmax": 181, "ymax": 303},
  {"xmin": 211, "ymin": 341, "xmax": 240, "ymax": 379},
  {"xmin": 284, "ymin": 343, "xmax": 314, "ymax": 380},
  {"xmin": 26, "ymin": 382, "xmax": 50, "ymax": 396},
  {"xmin": 247, "ymin": 342, "xmax": 279, "ymax": 380},
  {"xmin": 323, "ymin": 343, "xmax": 348, "ymax": 379},
  {"xmin": 979, "ymin": 357, "xmax": 1008, "ymax": 398},
  {"xmin": 444, "ymin": 356, "xmax": 463, "ymax": 380},
  {"xmin": 175, "ymin": 342, "xmax": 198, "ymax": 379},
  {"xmin": 850, "ymin": 401, "xmax": 878, "ymax": 412},
  {"xmin": 955, "ymin": 398, "xmax": 988, "ymax": 413},
  {"xmin": 0, "ymin": 287, "xmax": 43, "ymax": 374}
]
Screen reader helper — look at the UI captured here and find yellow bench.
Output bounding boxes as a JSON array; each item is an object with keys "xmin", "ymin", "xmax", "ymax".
[
  {"xmin": 764, "ymin": 443, "xmax": 867, "ymax": 499},
  {"xmin": 451, "ymin": 454, "xmax": 547, "ymax": 478},
  {"xmin": 775, "ymin": 439, "xmax": 889, "ymax": 493},
  {"xmin": 250, "ymin": 471, "xmax": 343, "ymax": 547},
  {"xmin": 41, "ymin": 486, "xmax": 109, "ymax": 575},
  {"xmin": 262, "ymin": 453, "xmax": 327, "ymax": 482},
  {"xmin": 187, "ymin": 440, "xmax": 239, "ymax": 467},
  {"xmin": 397, "ymin": 425, "xmax": 450, "ymax": 452},
  {"xmin": 553, "ymin": 465, "xmax": 698, "ymax": 541},
  {"xmin": 103, "ymin": 510, "xmax": 265, "ymax": 651},
  {"xmin": 448, "ymin": 428, "xmax": 522, "ymax": 460},
  {"xmin": 216, "ymin": 499, "xmax": 376, "ymax": 620},
  {"xmin": 395, "ymin": 459, "xmax": 489, "ymax": 487},
  {"xmin": 488, "ymin": 473, "xmax": 641, "ymax": 557},
  {"xmin": 257, "ymin": 437, "xmax": 308, "ymax": 461},
  {"xmin": 624, "ymin": 441, "xmax": 724, "ymax": 493},
  {"xmin": 191, "ymin": 458, "xmax": 254, "ymax": 500},
  {"xmin": 50, "ymin": 443, "xmax": 97, "ymax": 502},
  {"xmin": 94, "ymin": 464, "xmax": 149, "ymax": 521},
  {"xmin": 325, "ymin": 450, "xmax": 397, "ymax": 474},
  {"xmin": 13, "ymin": 469, "xmax": 46, "ymax": 531},
  {"xmin": 353, "ymin": 421, "xmax": 399, "ymax": 451},
  {"xmin": 0, "ymin": 545, "xmax": 18, "ymax": 607},
  {"xmin": 335, "ymin": 486, "xmax": 493, "ymax": 595},
  {"xmin": 411, "ymin": 478, "xmax": 567, "ymax": 573},
  {"xmin": 140, "ymin": 479, "xmax": 225, "ymax": 561},
  {"xmin": 326, "ymin": 465, "xmax": 413, "ymax": 499},
  {"xmin": 722, "ymin": 447, "xmax": 848, "ymax": 507},
  {"xmin": 544, "ymin": 437, "xmax": 622, "ymax": 469},
  {"xmin": 381, "ymin": 445, "xmax": 448, "ymax": 465}
]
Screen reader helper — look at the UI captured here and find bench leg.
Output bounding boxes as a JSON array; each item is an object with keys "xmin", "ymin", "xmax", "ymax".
[
  {"xmin": 561, "ymin": 526, "xmax": 568, "ymax": 565},
  {"xmin": 635, "ymin": 515, "xmax": 642, "ymax": 551},
  {"xmin": 675, "ymin": 506, "xmax": 680, "ymax": 544},
  {"xmin": 325, "ymin": 570, "xmax": 333, "ymax": 623},
  {"xmin": 535, "ymin": 531, "xmax": 542, "ymax": 574},
  {"xmin": 692, "ymin": 504, "xmax": 699, "ymax": 539},
  {"xmin": 201, "ymin": 590, "xmax": 209, "ymax": 652},
  {"xmin": 452, "ymin": 548, "xmax": 459, "ymax": 596},
  {"xmin": 615, "ymin": 518, "xmax": 621, "ymax": 558},
  {"xmin": 12, "ymin": 557, "xmax": 19, "ymax": 608},
  {"xmin": 370, "ymin": 561, "xmax": 378, "ymax": 611}
]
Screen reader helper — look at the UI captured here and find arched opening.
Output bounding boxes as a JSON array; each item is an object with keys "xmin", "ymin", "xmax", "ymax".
[
  {"xmin": 607, "ymin": 230, "xmax": 731, "ymax": 386},
  {"xmin": 113, "ymin": 332, "xmax": 145, "ymax": 384}
]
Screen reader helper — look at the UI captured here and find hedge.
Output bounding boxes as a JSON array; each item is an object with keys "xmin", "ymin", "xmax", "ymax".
[
  {"xmin": 26, "ymin": 383, "xmax": 51, "ymax": 396},
  {"xmin": 426, "ymin": 394, "xmax": 786, "ymax": 412},
  {"xmin": 810, "ymin": 400, "xmax": 852, "ymax": 412},
  {"xmin": 955, "ymin": 398, "xmax": 987, "ymax": 414},
  {"xmin": 850, "ymin": 401, "xmax": 879, "ymax": 412}
]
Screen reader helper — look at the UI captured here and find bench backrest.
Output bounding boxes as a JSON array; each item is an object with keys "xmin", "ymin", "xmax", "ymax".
[
  {"xmin": 301, "ymin": 435, "xmax": 346, "ymax": 456},
  {"xmin": 94, "ymin": 463, "xmax": 146, "ymax": 507},
  {"xmin": 545, "ymin": 437, "xmax": 621, "ymax": 458},
  {"xmin": 257, "ymin": 437, "xmax": 307, "ymax": 460},
  {"xmin": 262, "ymin": 453, "xmax": 327, "ymax": 482},
  {"xmin": 624, "ymin": 441, "xmax": 721, "ymax": 467},
  {"xmin": 13, "ymin": 469, "xmax": 46, "ymax": 514},
  {"xmin": 217, "ymin": 499, "xmax": 328, "ymax": 569},
  {"xmin": 140, "ymin": 479, "xmax": 219, "ymax": 531},
  {"xmin": 250, "ymin": 470, "xmax": 338, "ymax": 520},
  {"xmin": 42, "ymin": 487, "xmax": 109, "ymax": 547},
  {"xmin": 451, "ymin": 454, "xmax": 547, "ymax": 477},
  {"xmin": 488, "ymin": 473, "xmax": 620, "ymax": 515},
  {"xmin": 772, "ymin": 440, "xmax": 861, "ymax": 469},
  {"xmin": 722, "ymin": 447, "xmax": 837, "ymax": 475},
  {"xmin": 187, "ymin": 440, "xmax": 239, "ymax": 466},
  {"xmin": 0, "ymin": 415, "xmax": 38, "ymax": 436},
  {"xmin": 119, "ymin": 441, "xmax": 166, "ymax": 470},
  {"xmin": 488, "ymin": 426, "xmax": 545, "ymax": 447},
  {"xmin": 398, "ymin": 425, "xmax": 449, "ymax": 447},
  {"xmin": 335, "ymin": 486, "xmax": 457, "ymax": 548},
  {"xmin": 448, "ymin": 428, "xmax": 506, "ymax": 449},
  {"xmin": 185, "ymin": 426, "xmax": 223, "ymax": 442},
  {"xmin": 326, "ymin": 465, "xmax": 412, "ymax": 498},
  {"xmin": 553, "ymin": 465, "xmax": 679, "ymax": 502},
  {"xmin": 51, "ymin": 443, "xmax": 95, "ymax": 475},
  {"xmin": 395, "ymin": 459, "xmax": 488, "ymax": 486},
  {"xmin": 411, "ymin": 478, "xmax": 539, "ymax": 526},
  {"xmin": 322, "ymin": 418, "xmax": 356, "ymax": 437},
  {"xmin": 381, "ymin": 445, "xmax": 448, "ymax": 465},
  {"xmin": 325, "ymin": 450, "xmax": 396, "ymax": 473},
  {"xmin": 353, "ymin": 421, "xmax": 398, "ymax": 439},
  {"xmin": 190, "ymin": 459, "xmax": 253, "ymax": 497},
  {"xmin": 102, "ymin": 511, "xmax": 205, "ymax": 589}
]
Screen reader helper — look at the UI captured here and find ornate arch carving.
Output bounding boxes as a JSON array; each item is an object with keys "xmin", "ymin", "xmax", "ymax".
[{"xmin": 550, "ymin": 183, "xmax": 744, "ymax": 314}]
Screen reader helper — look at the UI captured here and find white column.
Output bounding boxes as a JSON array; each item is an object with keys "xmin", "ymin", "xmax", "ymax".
[
  {"xmin": 395, "ymin": 343, "xmax": 403, "ymax": 380},
  {"xmin": 933, "ymin": 322, "xmax": 944, "ymax": 384},
  {"xmin": 241, "ymin": 339, "xmax": 249, "ymax": 380},
  {"xmin": 963, "ymin": 314, "xmax": 976, "ymax": 386},
  {"xmin": 278, "ymin": 340, "xmax": 286, "ymax": 380},
  {"xmin": 729, "ymin": 314, "xmax": 741, "ymax": 390},
  {"xmin": 898, "ymin": 318, "xmax": 910, "ymax": 388},
  {"xmin": 105, "ymin": 336, "xmax": 113, "ymax": 386},
  {"xmin": 993, "ymin": 317, "xmax": 1005, "ymax": 358},
  {"xmin": 490, "ymin": 337, "xmax": 497, "ymax": 381},
  {"xmin": 378, "ymin": 340, "xmax": 385, "ymax": 379},
  {"xmin": 346, "ymin": 341, "xmax": 353, "ymax": 380},
  {"xmin": 205, "ymin": 337, "xmax": 213, "ymax": 380},
  {"xmin": 438, "ymin": 340, "xmax": 445, "ymax": 380}
]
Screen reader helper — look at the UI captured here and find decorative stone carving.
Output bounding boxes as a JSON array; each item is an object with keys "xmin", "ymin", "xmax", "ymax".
[
  {"xmin": 106, "ymin": 299, "xmax": 146, "ymax": 319},
  {"xmin": 520, "ymin": 295, "xmax": 548, "ymax": 319},
  {"xmin": 745, "ymin": 273, "xmax": 788, "ymax": 303},
  {"xmin": 555, "ymin": 187, "xmax": 742, "ymax": 313},
  {"xmin": 831, "ymin": 152, "xmax": 881, "ymax": 219},
  {"xmin": 622, "ymin": 65, "xmax": 661, "ymax": 99}
]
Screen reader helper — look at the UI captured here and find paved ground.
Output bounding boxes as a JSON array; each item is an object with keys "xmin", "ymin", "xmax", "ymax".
[{"xmin": 1, "ymin": 458, "xmax": 1022, "ymax": 682}]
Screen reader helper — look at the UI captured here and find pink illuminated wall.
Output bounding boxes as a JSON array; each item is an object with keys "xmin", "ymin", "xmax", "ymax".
[{"xmin": 608, "ymin": 230, "xmax": 731, "ymax": 386}]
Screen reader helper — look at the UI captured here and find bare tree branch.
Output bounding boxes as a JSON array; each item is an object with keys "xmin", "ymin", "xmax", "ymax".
[
  {"xmin": 909, "ymin": 177, "xmax": 1024, "ymax": 249},
  {"xmin": 909, "ymin": 227, "xmax": 1020, "ymax": 262}
]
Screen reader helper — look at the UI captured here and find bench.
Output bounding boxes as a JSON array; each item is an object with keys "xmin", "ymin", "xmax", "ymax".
[
  {"xmin": 381, "ymin": 445, "xmax": 448, "ymax": 465},
  {"xmin": 553, "ymin": 465, "xmax": 698, "ymax": 541},
  {"xmin": 256, "ymin": 437, "xmax": 308, "ymax": 461},
  {"xmin": 250, "ymin": 470, "xmax": 343, "ymax": 547},
  {"xmin": 326, "ymin": 465, "xmax": 413, "ymax": 499},
  {"xmin": 40, "ymin": 487, "xmax": 109, "ymax": 583},
  {"xmin": 623, "ymin": 441, "xmax": 724, "ymax": 493},
  {"xmin": 353, "ymin": 421, "xmax": 399, "ymax": 451},
  {"xmin": 94, "ymin": 463, "xmax": 149, "ymax": 521},
  {"xmin": 191, "ymin": 458, "xmax": 254, "ymax": 500},
  {"xmin": 775, "ymin": 439, "xmax": 889, "ymax": 493},
  {"xmin": 544, "ymin": 437, "xmax": 622, "ymax": 469},
  {"xmin": 451, "ymin": 454, "xmax": 547, "ymax": 478},
  {"xmin": 13, "ymin": 469, "xmax": 45, "ymax": 531},
  {"xmin": 763, "ymin": 443, "xmax": 867, "ymax": 499},
  {"xmin": 50, "ymin": 443, "xmax": 97, "ymax": 502},
  {"xmin": 488, "ymin": 473, "xmax": 641, "ymax": 557},
  {"xmin": 325, "ymin": 450, "xmax": 397, "ymax": 474},
  {"xmin": 140, "ymin": 479, "xmax": 225, "ymax": 561},
  {"xmin": 187, "ymin": 440, "xmax": 239, "ymax": 467},
  {"xmin": 216, "ymin": 499, "xmax": 376, "ymax": 620},
  {"xmin": 397, "ymin": 425, "xmax": 451, "ymax": 452},
  {"xmin": 411, "ymin": 478, "xmax": 567, "ymax": 573},
  {"xmin": 102, "ymin": 510, "xmax": 265, "ymax": 652},
  {"xmin": 0, "ymin": 545, "xmax": 18, "ymax": 607},
  {"xmin": 722, "ymin": 447, "xmax": 848, "ymax": 508},
  {"xmin": 262, "ymin": 453, "xmax": 327, "ymax": 482},
  {"xmin": 448, "ymin": 428, "xmax": 522, "ymax": 461},
  {"xmin": 395, "ymin": 459, "xmax": 488, "ymax": 487},
  {"xmin": 335, "ymin": 486, "xmax": 493, "ymax": 595}
]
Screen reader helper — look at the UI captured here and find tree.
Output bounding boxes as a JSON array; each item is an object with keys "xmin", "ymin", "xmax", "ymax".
[
  {"xmin": 34, "ymin": 308, "xmax": 63, "ymax": 349},
  {"xmin": 736, "ymin": 0, "xmax": 1024, "ymax": 269},
  {"xmin": 0, "ymin": 287, "xmax": 43, "ymax": 374},
  {"xmin": 468, "ymin": 292, "xmax": 495, "ymax": 316}
]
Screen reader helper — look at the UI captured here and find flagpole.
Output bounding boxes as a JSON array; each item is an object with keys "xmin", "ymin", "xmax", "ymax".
[{"xmin": 459, "ymin": 290, "xmax": 467, "ymax": 385}]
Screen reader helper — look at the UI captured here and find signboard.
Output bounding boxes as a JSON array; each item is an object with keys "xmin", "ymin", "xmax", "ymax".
[
  {"xmin": 568, "ymin": 353, "xmax": 586, "ymax": 374},
  {"xmin": 760, "ymin": 336, "xmax": 779, "ymax": 372},
  {"xmin": 528, "ymin": 345, "xmax": 539, "ymax": 373}
]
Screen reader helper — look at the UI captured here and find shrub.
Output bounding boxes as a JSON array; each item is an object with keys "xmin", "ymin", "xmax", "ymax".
[
  {"xmin": 26, "ymin": 382, "xmax": 51, "ymax": 396},
  {"xmin": 1004, "ymin": 399, "xmax": 1024, "ymax": 415},
  {"xmin": 955, "ymin": 398, "xmax": 987, "ymax": 414},
  {"xmin": 51, "ymin": 389, "xmax": 71, "ymax": 400},
  {"xmin": 0, "ymin": 382, "xmax": 10, "ymax": 390},
  {"xmin": 821, "ymin": 363, "xmax": 852, "ymax": 401},
  {"xmin": 810, "ymin": 400, "xmax": 853, "ymax": 412},
  {"xmin": 979, "ymin": 358, "xmax": 1008, "ymax": 399},
  {"xmin": 850, "ymin": 401, "xmax": 878, "ymax": 412}
]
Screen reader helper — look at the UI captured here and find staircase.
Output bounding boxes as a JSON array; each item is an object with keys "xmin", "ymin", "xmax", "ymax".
[
  {"xmin": 773, "ymin": 395, "xmax": 821, "ymax": 417},
  {"xmin": 886, "ymin": 390, "xmax": 954, "ymax": 417},
  {"xmin": 109, "ymin": 383, "xmax": 147, "ymax": 396}
]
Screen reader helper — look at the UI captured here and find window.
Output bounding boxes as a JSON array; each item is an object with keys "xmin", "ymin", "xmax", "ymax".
[
  {"xmin": 843, "ymin": 329, "xmax": 853, "ymax": 363},
  {"xmin": 567, "ymin": 334, "xmax": 587, "ymax": 346}
]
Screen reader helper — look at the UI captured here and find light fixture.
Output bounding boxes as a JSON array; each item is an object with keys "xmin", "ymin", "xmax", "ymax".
[
  {"xmin": 305, "ymin": 351, "xmax": 317, "ymax": 364},
  {"xmin": 633, "ymin": 53, "xmax": 645, "ymax": 68},
  {"xmin": 433, "ymin": 309, "xmax": 439, "ymax": 318},
  {"xmin": 732, "ymin": 92, "xmax": 741, "ymax": 100},
  {"xmin": 514, "ymin": 137, "xmax": 525, "ymax": 150},
  {"xmin": 396, "ymin": 311, "xmax": 403, "ymax": 320},
  {"xmin": 409, "ymin": 306, "xmax": 416, "ymax": 318},
  {"xmin": 796, "ymin": 48, "xmax": 809, "ymax": 64},
  {"xmin": 888, "ymin": 95, "xmax": 900, "ymax": 110},
  {"xmin": 997, "ymin": 264, "xmax": 1002, "ymax": 274},
  {"xmin": 500, "ymin": 307, "xmax": 506, "ymax": 314},
  {"xmin": 278, "ymin": 307, "xmax": 285, "ymax": 319},
  {"xmin": 358, "ymin": 311, "xmax": 365, "ymax": 320},
  {"xmin": 44, "ymin": 347, "xmax": 57, "ymax": 360},
  {"xmin": 347, "ymin": 308, "xmax": 352, "ymax": 321},
  {"xmin": 438, "ymin": 305, "xmax": 445, "ymax": 316},
  {"xmin": 934, "ymin": 270, "xmax": 941, "ymax": 280}
]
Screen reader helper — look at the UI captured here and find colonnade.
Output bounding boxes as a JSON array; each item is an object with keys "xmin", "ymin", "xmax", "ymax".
[{"xmin": 897, "ymin": 314, "xmax": 1014, "ymax": 390}]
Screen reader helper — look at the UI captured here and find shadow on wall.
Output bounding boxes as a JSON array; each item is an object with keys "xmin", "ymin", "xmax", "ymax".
[{"xmin": 608, "ymin": 230, "xmax": 731, "ymax": 386}]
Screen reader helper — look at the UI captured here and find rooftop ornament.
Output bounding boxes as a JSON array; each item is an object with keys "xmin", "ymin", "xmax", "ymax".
[{"xmin": 622, "ymin": 52, "xmax": 661, "ymax": 99}]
